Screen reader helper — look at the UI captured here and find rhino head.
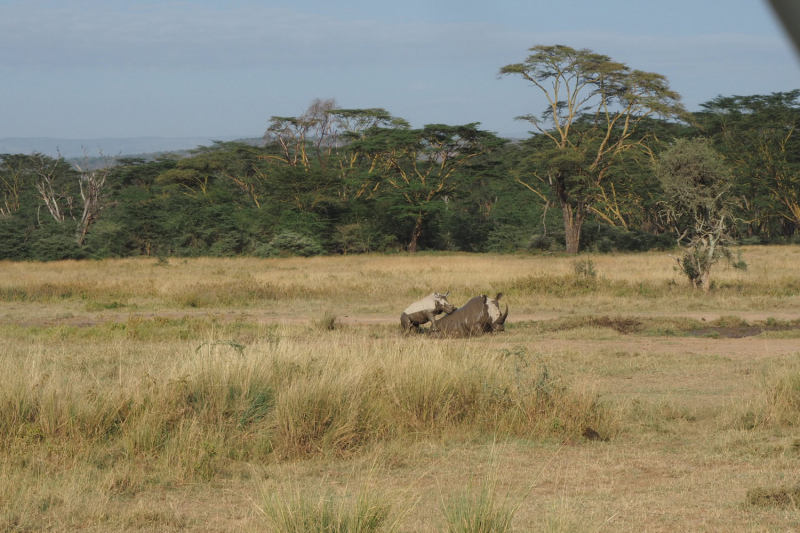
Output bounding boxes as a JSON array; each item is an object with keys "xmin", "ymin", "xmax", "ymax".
[
  {"xmin": 433, "ymin": 291, "xmax": 457, "ymax": 315},
  {"xmin": 487, "ymin": 292, "xmax": 508, "ymax": 332}
]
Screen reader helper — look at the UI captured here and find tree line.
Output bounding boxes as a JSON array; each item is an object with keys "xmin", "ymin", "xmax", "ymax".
[{"xmin": 1, "ymin": 45, "xmax": 799, "ymax": 265}]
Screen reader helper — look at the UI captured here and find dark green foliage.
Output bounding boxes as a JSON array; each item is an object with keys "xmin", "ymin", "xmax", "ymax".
[
  {"xmin": 500, "ymin": 45, "xmax": 686, "ymax": 253},
  {"xmin": 259, "ymin": 232, "xmax": 325, "ymax": 258},
  {"xmin": 697, "ymin": 91, "xmax": 800, "ymax": 238},
  {"xmin": 29, "ymin": 221, "xmax": 87, "ymax": 261},
  {"xmin": 655, "ymin": 139, "xmax": 743, "ymax": 290},
  {"xmin": 581, "ymin": 223, "xmax": 675, "ymax": 253},
  {"xmin": 0, "ymin": 216, "xmax": 30, "ymax": 260},
  {"xmin": 484, "ymin": 225, "xmax": 533, "ymax": 253},
  {"xmin": 1, "ymin": 91, "xmax": 798, "ymax": 262}
]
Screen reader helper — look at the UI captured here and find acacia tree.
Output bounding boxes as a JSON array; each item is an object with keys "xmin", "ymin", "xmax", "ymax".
[
  {"xmin": 349, "ymin": 123, "xmax": 505, "ymax": 252},
  {"xmin": 263, "ymin": 98, "xmax": 340, "ymax": 170},
  {"xmin": 256, "ymin": 99, "xmax": 354, "ymax": 211},
  {"xmin": 655, "ymin": 138, "xmax": 744, "ymax": 291},
  {"xmin": 697, "ymin": 91, "xmax": 800, "ymax": 237},
  {"xmin": 500, "ymin": 45, "xmax": 686, "ymax": 253},
  {"xmin": 0, "ymin": 154, "xmax": 34, "ymax": 215},
  {"xmin": 260, "ymin": 103, "xmax": 410, "ymax": 205},
  {"xmin": 328, "ymin": 108, "xmax": 409, "ymax": 201}
]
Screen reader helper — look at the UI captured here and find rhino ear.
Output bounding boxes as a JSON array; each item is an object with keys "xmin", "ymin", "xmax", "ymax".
[{"xmin": 444, "ymin": 291, "xmax": 450, "ymax": 297}]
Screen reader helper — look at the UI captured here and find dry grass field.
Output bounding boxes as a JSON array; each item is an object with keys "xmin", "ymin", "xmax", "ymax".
[{"xmin": 1, "ymin": 246, "xmax": 799, "ymax": 532}]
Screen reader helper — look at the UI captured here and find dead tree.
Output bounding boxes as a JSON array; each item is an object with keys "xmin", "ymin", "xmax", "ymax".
[
  {"xmin": 32, "ymin": 152, "xmax": 73, "ymax": 224},
  {"xmin": 74, "ymin": 149, "xmax": 116, "ymax": 245}
]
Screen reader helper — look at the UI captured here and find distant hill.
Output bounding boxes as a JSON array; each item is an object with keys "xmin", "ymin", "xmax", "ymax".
[{"xmin": 0, "ymin": 136, "xmax": 262, "ymax": 159}]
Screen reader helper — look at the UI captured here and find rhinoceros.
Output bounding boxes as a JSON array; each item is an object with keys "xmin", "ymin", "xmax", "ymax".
[
  {"xmin": 435, "ymin": 293, "xmax": 508, "ymax": 337},
  {"xmin": 400, "ymin": 292, "xmax": 457, "ymax": 332},
  {"xmin": 487, "ymin": 292, "xmax": 509, "ymax": 332}
]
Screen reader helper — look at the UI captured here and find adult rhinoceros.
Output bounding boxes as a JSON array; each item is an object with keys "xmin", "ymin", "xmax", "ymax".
[
  {"xmin": 400, "ymin": 292, "xmax": 457, "ymax": 332},
  {"xmin": 487, "ymin": 292, "xmax": 509, "ymax": 332},
  {"xmin": 435, "ymin": 293, "xmax": 508, "ymax": 337}
]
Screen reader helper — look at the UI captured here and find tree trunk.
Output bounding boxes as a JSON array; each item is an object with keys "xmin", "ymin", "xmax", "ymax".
[
  {"xmin": 699, "ymin": 269, "xmax": 712, "ymax": 292},
  {"xmin": 554, "ymin": 177, "xmax": 585, "ymax": 254},
  {"xmin": 408, "ymin": 216, "xmax": 424, "ymax": 253},
  {"xmin": 561, "ymin": 203, "xmax": 585, "ymax": 254}
]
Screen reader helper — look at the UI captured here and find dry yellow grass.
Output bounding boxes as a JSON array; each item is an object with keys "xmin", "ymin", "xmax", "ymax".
[
  {"xmin": 1, "ymin": 246, "xmax": 799, "ymax": 325},
  {"xmin": 1, "ymin": 248, "xmax": 799, "ymax": 532}
]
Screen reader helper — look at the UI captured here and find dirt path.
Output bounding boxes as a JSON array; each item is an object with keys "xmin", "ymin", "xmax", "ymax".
[
  {"xmin": 4, "ymin": 306, "xmax": 800, "ymax": 327},
  {"xmin": 3, "ymin": 305, "xmax": 800, "ymax": 329},
  {"xmin": 527, "ymin": 336, "xmax": 799, "ymax": 359}
]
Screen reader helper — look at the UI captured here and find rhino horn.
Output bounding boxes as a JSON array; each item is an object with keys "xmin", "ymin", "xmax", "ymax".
[
  {"xmin": 495, "ymin": 292, "xmax": 504, "ymax": 301},
  {"xmin": 499, "ymin": 304, "xmax": 509, "ymax": 324}
]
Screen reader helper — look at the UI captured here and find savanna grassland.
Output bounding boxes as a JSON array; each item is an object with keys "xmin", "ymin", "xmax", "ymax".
[{"xmin": 1, "ymin": 247, "xmax": 799, "ymax": 532}]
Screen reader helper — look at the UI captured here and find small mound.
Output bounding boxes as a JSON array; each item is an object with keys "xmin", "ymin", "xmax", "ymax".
[
  {"xmin": 746, "ymin": 486, "xmax": 800, "ymax": 507},
  {"xmin": 543, "ymin": 316, "xmax": 644, "ymax": 335}
]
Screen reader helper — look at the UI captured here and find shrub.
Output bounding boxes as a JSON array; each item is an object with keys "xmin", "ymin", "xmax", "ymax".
[
  {"xmin": 581, "ymin": 223, "xmax": 674, "ymax": 253},
  {"xmin": 528, "ymin": 234, "xmax": 553, "ymax": 251},
  {"xmin": 485, "ymin": 225, "xmax": 532, "ymax": 253},
  {"xmin": 263, "ymin": 232, "xmax": 325, "ymax": 258},
  {"xmin": 572, "ymin": 258, "xmax": 596, "ymax": 278}
]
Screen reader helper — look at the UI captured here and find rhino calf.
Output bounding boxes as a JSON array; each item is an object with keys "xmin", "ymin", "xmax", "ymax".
[{"xmin": 400, "ymin": 292, "xmax": 456, "ymax": 332}]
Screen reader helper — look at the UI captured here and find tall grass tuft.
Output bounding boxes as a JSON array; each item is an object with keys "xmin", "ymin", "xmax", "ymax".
[
  {"xmin": 257, "ymin": 483, "xmax": 398, "ymax": 533},
  {"xmin": 442, "ymin": 471, "xmax": 517, "ymax": 533},
  {"xmin": 759, "ymin": 355, "xmax": 800, "ymax": 427},
  {"xmin": 0, "ymin": 332, "xmax": 610, "ymax": 471}
]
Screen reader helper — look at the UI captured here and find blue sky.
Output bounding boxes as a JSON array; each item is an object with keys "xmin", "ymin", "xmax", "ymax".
[{"xmin": 2, "ymin": 0, "xmax": 799, "ymax": 139}]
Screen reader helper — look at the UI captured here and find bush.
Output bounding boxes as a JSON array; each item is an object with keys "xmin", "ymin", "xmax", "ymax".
[
  {"xmin": 332, "ymin": 222, "xmax": 398, "ymax": 254},
  {"xmin": 485, "ymin": 225, "xmax": 533, "ymax": 253},
  {"xmin": 581, "ymin": 223, "xmax": 674, "ymax": 253},
  {"xmin": 28, "ymin": 223, "xmax": 87, "ymax": 261},
  {"xmin": 573, "ymin": 258, "xmax": 596, "ymax": 278},
  {"xmin": 208, "ymin": 233, "xmax": 244, "ymax": 257},
  {"xmin": 0, "ymin": 217, "xmax": 30, "ymax": 260},
  {"xmin": 259, "ymin": 232, "xmax": 325, "ymax": 258},
  {"xmin": 527, "ymin": 234, "xmax": 553, "ymax": 251}
]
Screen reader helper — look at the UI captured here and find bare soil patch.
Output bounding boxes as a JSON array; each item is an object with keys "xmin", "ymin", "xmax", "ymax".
[{"xmin": 685, "ymin": 324, "xmax": 798, "ymax": 338}]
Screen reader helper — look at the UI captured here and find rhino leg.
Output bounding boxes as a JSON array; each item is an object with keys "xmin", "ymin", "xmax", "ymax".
[
  {"xmin": 400, "ymin": 312, "xmax": 416, "ymax": 332},
  {"xmin": 424, "ymin": 310, "xmax": 441, "ymax": 332}
]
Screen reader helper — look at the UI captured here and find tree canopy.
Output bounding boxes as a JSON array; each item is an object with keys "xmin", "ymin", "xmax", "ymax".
[
  {"xmin": 0, "ymin": 45, "xmax": 798, "ymax": 261},
  {"xmin": 500, "ymin": 45, "xmax": 687, "ymax": 252}
]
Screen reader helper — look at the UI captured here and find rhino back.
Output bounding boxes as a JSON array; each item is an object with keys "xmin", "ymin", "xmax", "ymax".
[
  {"xmin": 436, "ymin": 296, "xmax": 489, "ymax": 336},
  {"xmin": 404, "ymin": 294, "xmax": 437, "ymax": 315}
]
